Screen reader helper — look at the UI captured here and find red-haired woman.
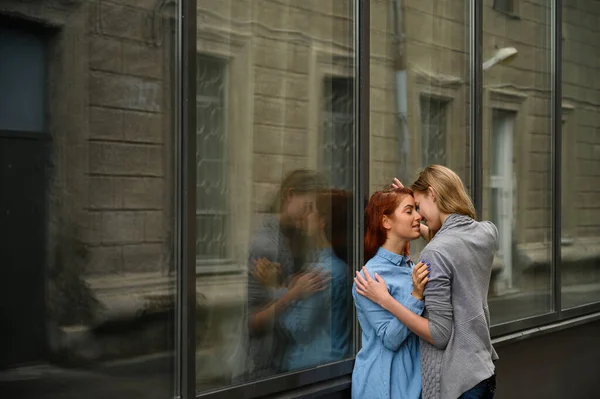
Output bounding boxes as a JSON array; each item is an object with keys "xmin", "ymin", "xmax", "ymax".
[{"xmin": 351, "ymin": 188, "xmax": 430, "ymax": 399}]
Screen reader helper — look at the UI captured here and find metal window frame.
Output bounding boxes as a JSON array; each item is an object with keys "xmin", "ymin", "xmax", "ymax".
[
  {"xmin": 470, "ymin": 0, "xmax": 483, "ymax": 217},
  {"xmin": 551, "ymin": 0, "xmax": 563, "ymax": 317},
  {"xmin": 177, "ymin": 0, "xmax": 197, "ymax": 397}
]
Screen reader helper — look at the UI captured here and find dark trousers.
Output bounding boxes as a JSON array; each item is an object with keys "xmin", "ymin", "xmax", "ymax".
[{"xmin": 458, "ymin": 375, "xmax": 496, "ymax": 399}]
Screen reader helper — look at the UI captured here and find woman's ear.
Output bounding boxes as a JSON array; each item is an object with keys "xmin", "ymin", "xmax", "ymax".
[
  {"xmin": 428, "ymin": 186, "xmax": 436, "ymax": 202},
  {"xmin": 382, "ymin": 215, "xmax": 391, "ymax": 230}
]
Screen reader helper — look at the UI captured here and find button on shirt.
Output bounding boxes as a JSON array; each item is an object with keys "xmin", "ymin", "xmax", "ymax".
[{"xmin": 352, "ymin": 247, "xmax": 424, "ymax": 399}]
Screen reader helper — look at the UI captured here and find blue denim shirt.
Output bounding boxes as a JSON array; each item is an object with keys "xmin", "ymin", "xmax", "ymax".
[
  {"xmin": 281, "ymin": 248, "xmax": 351, "ymax": 371},
  {"xmin": 352, "ymin": 247, "xmax": 424, "ymax": 399}
]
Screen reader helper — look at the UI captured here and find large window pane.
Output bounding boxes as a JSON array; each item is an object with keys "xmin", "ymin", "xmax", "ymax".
[
  {"xmin": 0, "ymin": 4, "xmax": 178, "ymax": 399},
  {"xmin": 483, "ymin": 1, "xmax": 553, "ymax": 324},
  {"xmin": 561, "ymin": 1, "xmax": 600, "ymax": 309},
  {"xmin": 195, "ymin": 0, "xmax": 356, "ymax": 393},
  {"xmin": 369, "ymin": 1, "xmax": 470, "ymax": 256}
]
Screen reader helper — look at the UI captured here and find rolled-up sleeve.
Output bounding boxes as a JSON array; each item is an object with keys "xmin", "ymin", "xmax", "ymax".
[
  {"xmin": 423, "ymin": 250, "xmax": 454, "ymax": 350},
  {"xmin": 353, "ymin": 284, "xmax": 424, "ymax": 352}
]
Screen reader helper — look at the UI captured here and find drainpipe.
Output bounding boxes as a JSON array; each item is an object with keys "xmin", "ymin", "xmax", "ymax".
[{"xmin": 392, "ymin": 0, "xmax": 410, "ymax": 182}]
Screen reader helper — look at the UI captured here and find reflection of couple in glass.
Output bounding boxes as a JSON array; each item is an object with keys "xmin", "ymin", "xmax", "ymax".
[
  {"xmin": 245, "ymin": 169, "xmax": 351, "ymax": 379},
  {"xmin": 353, "ymin": 165, "xmax": 498, "ymax": 399}
]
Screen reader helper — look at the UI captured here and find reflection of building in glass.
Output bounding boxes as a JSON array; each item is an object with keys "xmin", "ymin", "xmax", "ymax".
[{"xmin": 0, "ymin": 0, "xmax": 599, "ymax": 398}]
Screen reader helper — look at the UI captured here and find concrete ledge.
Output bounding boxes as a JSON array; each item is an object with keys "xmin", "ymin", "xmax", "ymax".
[{"xmin": 492, "ymin": 311, "xmax": 600, "ymax": 347}]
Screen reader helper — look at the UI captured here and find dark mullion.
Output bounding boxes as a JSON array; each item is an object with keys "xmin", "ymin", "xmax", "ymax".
[
  {"xmin": 354, "ymin": 0, "xmax": 370, "ymax": 355},
  {"xmin": 470, "ymin": 0, "xmax": 483, "ymax": 218},
  {"xmin": 178, "ymin": 0, "xmax": 197, "ymax": 396},
  {"xmin": 551, "ymin": 0, "xmax": 562, "ymax": 314}
]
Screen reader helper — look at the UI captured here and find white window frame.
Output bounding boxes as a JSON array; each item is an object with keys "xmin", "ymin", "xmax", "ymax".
[{"xmin": 196, "ymin": 26, "xmax": 253, "ymax": 272}]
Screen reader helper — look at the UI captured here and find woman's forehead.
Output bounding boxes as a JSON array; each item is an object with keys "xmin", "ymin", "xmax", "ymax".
[{"xmin": 399, "ymin": 195, "xmax": 415, "ymax": 208}]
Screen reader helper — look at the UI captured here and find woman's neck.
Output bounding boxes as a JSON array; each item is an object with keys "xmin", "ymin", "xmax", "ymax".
[
  {"xmin": 311, "ymin": 231, "xmax": 331, "ymax": 250},
  {"xmin": 431, "ymin": 212, "xmax": 451, "ymax": 235},
  {"xmin": 381, "ymin": 237, "xmax": 408, "ymax": 257}
]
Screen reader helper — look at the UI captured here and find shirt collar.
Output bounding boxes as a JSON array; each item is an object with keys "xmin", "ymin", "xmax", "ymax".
[{"xmin": 374, "ymin": 247, "xmax": 411, "ymax": 267}]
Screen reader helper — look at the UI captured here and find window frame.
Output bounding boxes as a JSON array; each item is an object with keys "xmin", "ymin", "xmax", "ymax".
[
  {"xmin": 320, "ymin": 75, "xmax": 355, "ymax": 190},
  {"xmin": 419, "ymin": 95, "xmax": 450, "ymax": 168},
  {"xmin": 194, "ymin": 26, "xmax": 254, "ymax": 275},
  {"xmin": 410, "ymin": 67, "xmax": 468, "ymax": 180},
  {"xmin": 195, "ymin": 54, "xmax": 229, "ymax": 262}
]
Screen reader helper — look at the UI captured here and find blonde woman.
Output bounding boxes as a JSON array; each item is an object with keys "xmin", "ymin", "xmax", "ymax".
[{"xmin": 355, "ymin": 165, "xmax": 498, "ymax": 399}]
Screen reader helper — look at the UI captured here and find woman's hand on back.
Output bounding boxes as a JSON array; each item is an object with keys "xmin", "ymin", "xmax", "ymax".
[
  {"xmin": 251, "ymin": 257, "xmax": 282, "ymax": 288},
  {"xmin": 411, "ymin": 261, "xmax": 430, "ymax": 300}
]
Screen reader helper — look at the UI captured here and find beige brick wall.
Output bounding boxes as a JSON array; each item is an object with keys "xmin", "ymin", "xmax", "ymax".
[
  {"xmin": 83, "ymin": 0, "xmax": 173, "ymax": 275},
  {"xmin": 563, "ymin": 2, "xmax": 600, "ymax": 239}
]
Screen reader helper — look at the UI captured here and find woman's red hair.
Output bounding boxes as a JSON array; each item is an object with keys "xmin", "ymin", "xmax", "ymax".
[{"xmin": 364, "ymin": 187, "xmax": 414, "ymax": 261}]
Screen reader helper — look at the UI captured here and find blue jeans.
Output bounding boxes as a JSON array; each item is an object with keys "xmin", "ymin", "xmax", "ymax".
[{"xmin": 458, "ymin": 375, "xmax": 496, "ymax": 399}]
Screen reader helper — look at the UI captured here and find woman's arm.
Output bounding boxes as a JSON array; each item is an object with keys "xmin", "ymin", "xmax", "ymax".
[
  {"xmin": 280, "ymin": 265, "xmax": 330, "ymax": 339},
  {"xmin": 420, "ymin": 252, "xmax": 453, "ymax": 349},
  {"xmin": 355, "ymin": 253, "xmax": 454, "ymax": 349},
  {"xmin": 355, "ymin": 265, "xmax": 435, "ymax": 345},
  {"xmin": 353, "ymin": 277, "xmax": 424, "ymax": 352},
  {"xmin": 249, "ymin": 269, "xmax": 329, "ymax": 333}
]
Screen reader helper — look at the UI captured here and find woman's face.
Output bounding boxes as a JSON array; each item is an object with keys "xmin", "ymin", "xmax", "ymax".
[
  {"xmin": 414, "ymin": 189, "xmax": 441, "ymax": 233},
  {"xmin": 383, "ymin": 195, "xmax": 422, "ymax": 241},
  {"xmin": 282, "ymin": 191, "xmax": 316, "ymax": 230},
  {"xmin": 306, "ymin": 207, "xmax": 324, "ymax": 237}
]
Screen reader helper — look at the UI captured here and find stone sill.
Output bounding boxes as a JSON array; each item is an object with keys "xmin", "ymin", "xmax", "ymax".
[
  {"xmin": 492, "ymin": 311, "xmax": 600, "ymax": 347},
  {"xmin": 518, "ymin": 236, "xmax": 600, "ymax": 271}
]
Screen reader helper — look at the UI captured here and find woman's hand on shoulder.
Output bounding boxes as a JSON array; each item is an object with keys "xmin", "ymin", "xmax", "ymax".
[
  {"xmin": 288, "ymin": 267, "xmax": 331, "ymax": 300},
  {"xmin": 411, "ymin": 260, "xmax": 430, "ymax": 300},
  {"xmin": 354, "ymin": 267, "xmax": 391, "ymax": 307}
]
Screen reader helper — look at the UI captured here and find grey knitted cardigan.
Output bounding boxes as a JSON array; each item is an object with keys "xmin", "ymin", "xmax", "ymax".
[{"xmin": 419, "ymin": 214, "xmax": 499, "ymax": 399}]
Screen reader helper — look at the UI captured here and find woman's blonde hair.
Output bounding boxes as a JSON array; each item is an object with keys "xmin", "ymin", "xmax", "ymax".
[{"xmin": 411, "ymin": 165, "xmax": 476, "ymax": 219}]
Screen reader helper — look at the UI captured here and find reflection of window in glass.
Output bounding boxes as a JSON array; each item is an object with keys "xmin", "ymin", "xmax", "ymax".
[
  {"xmin": 322, "ymin": 77, "xmax": 354, "ymax": 190},
  {"xmin": 196, "ymin": 55, "xmax": 228, "ymax": 260},
  {"xmin": 494, "ymin": 0, "xmax": 517, "ymax": 15},
  {"xmin": 420, "ymin": 96, "xmax": 448, "ymax": 167},
  {"xmin": 0, "ymin": 20, "xmax": 48, "ymax": 369},
  {"xmin": 0, "ymin": 24, "xmax": 46, "ymax": 133},
  {"xmin": 491, "ymin": 109, "xmax": 516, "ymax": 290}
]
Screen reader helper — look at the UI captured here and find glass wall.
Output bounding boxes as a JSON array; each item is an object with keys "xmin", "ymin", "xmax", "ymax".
[
  {"xmin": 482, "ymin": 0, "xmax": 554, "ymax": 324},
  {"xmin": 0, "ymin": 2, "xmax": 179, "ymax": 399},
  {"xmin": 1, "ymin": 1, "xmax": 600, "ymax": 399},
  {"xmin": 369, "ymin": 0, "xmax": 471, "ymax": 260},
  {"xmin": 561, "ymin": 1, "xmax": 600, "ymax": 309},
  {"xmin": 194, "ymin": 0, "xmax": 356, "ymax": 393}
]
